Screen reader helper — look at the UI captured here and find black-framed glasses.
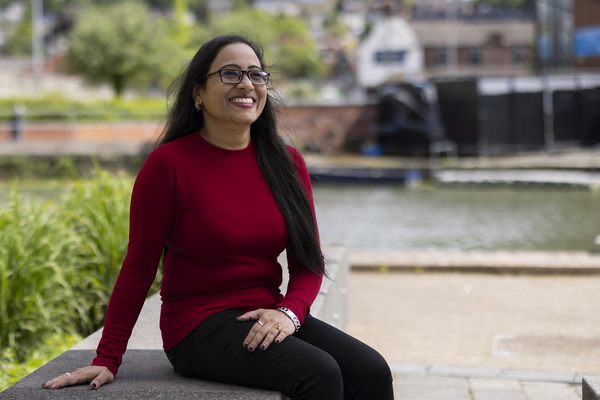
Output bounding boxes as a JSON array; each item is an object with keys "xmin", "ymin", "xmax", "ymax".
[{"xmin": 204, "ymin": 69, "xmax": 270, "ymax": 85}]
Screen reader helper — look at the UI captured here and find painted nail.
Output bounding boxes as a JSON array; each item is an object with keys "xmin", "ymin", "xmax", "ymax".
[
  {"xmin": 90, "ymin": 383, "xmax": 97, "ymax": 389},
  {"xmin": 41, "ymin": 381, "xmax": 47, "ymax": 386},
  {"xmin": 243, "ymin": 342, "xmax": 248, "ymax": 349},
  {"xmin": 275, "ymin": 338, "xmax": 281, "ymax": 344},
  {"xmin": 248, "ymin": 345, "xmax": 254, "ymax": 352},
  {"xmin": 260, "ymin": 344, "xmax": 266, "ymax": 350}
]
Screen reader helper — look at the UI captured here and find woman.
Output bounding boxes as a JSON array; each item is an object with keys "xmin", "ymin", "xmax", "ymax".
[{"xmin": 42, "ymin": 34, "xmax": 394, "ymax": 399}]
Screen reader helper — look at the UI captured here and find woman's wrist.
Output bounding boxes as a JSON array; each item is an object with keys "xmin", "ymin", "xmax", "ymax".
[{"xmin": 276, "ymin": 306, "xmax": 301, "ymax": 332}]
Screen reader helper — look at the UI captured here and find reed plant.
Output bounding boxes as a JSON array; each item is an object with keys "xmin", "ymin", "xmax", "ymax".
[
  {"xmin": 0, "ymin": 169, "xmax": 162, "ymax": 390},
  {"xmin": 61, "ymin": 169, "xmax": 135, "ymax": 334},
  {"xmin": 0, "ymin": 191, "xmax": 83, "ymax": 362}
]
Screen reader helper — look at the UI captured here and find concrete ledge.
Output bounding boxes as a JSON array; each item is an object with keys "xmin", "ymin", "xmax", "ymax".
[
  {"xmin": 0, "ymin": 245, "xmax": 349, "ymax": 399},
  {"xmin": 1, "ymin": 350, "xmax": 281, "ymax": 400},
  {"xmin": 584, "ymin": 376, "xmax": 600, "ymax": 400},
  {"xmin": 349, "ymin": 251, "xmax": 600, "ymax": 275}
]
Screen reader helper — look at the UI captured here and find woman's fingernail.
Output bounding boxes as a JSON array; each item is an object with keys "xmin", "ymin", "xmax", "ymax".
[
  {"xmin": 91, "ymin": 383, "xmax": 97, "ymax": 389},
  {"xmin": 41, "ymin": 381, "xmax": 47, "ymax": 386},
  {"xmin": 260, "ymin": 344, "xmax": 266, "ymax": 350},
  {"xmin": 275, "ymin": 338, "xmax": 281, "ymax": 344},
  {"xmin": 248, "ymin": 345, "xmax": 254, "ymax": 352},
  {"xmin": 243, "ymin": 342, "xmax": 248, "ymax": 349}
]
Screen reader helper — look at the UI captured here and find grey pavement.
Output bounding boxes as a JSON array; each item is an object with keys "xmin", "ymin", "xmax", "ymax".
[{"xmin": 348, "ymin": 271, "xmax": 600, "ymax": 400}]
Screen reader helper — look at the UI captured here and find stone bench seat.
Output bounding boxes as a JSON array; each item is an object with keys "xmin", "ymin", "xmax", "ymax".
[
  {"xmin": 0, "ymin": 245, "xmax": 348, "ymax": 400},
  {"xmin": 584, "ymin": 376, "xmax": 600, "ymax": 400}
]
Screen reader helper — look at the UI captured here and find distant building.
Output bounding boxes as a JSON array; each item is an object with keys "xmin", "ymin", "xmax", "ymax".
[
  {"xmin": 573, "ymin": 0, "xmax": 600, "ymax": 69},
  {"xmin": 356, "ymin": 16, "xmax": 423, "ymax": 88},
  {"xmin": 408, "ymin": 19, "xmax": 536, "ymax": 78}
]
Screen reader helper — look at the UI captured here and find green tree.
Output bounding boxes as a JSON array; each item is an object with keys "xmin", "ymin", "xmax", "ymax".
[
  {"xmin": 67, "ymin": 1, "xmax": 183, "ymax": 98},
  {"xmin": 192, "ymin": 8, "xmax": 324, "ymax": 80}
]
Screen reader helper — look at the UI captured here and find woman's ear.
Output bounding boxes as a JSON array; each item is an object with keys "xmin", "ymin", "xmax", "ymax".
[{"xmin": 192, "ymin": 85, "xmax": 201, "ymax": 104}]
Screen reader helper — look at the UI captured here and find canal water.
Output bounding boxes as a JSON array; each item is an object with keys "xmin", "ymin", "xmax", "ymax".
[
  {"xmin": 2, "ymin": 181, "xmax": 598, "ymax": 253},
  {"xmin": 312, "ymin": 183, "xmax": 600, "ymax": 252}
]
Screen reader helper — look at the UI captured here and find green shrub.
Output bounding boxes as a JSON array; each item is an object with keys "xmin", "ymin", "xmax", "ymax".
[
  {"xmin": 0, "ymin": 171, "xmax": 162, "ymax": 388},
  {"xmin": 61, "ymin": 170, "xmax": 135, "ymax": 333},
  {"xmin": 0, "ymin": 192, "xmax": 84, "ymax": 361}
]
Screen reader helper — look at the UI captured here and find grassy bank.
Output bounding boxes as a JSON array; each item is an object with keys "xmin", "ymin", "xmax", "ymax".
[
  {"xmin": 0, "ymin": 170, "xmax": 161, "ymax": 391},
  {"xmin": 0, "ymin": 96, "xmax": 168, "ymax": 122}
]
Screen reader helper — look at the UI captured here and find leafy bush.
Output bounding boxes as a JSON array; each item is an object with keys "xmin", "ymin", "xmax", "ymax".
[
  {"xmin": 0, "ymin": 192, "xmax": 84, "ymax": 361},
  {"xmin": 0, "ymin": 171, "xmax": 162, "ymax": 389}
]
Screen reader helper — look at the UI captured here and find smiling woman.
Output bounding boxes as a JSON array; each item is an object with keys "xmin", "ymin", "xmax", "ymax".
[{"xmin": 41, "ymin": 34, "xmax": 394, "ymax": 399}]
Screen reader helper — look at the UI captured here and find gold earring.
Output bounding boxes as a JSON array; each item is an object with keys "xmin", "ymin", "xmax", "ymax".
[{"xmin": 195, "ymin": 101, "xmax": 202, "ymax": 111}]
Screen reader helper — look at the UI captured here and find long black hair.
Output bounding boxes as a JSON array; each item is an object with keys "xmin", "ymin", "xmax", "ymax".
[{"xmin": 155, "ymin": 34, "xmax": 325, "ymax": 277}]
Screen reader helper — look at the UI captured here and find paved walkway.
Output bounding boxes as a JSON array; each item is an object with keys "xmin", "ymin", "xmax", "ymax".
[
  {"xmin": 391, "ymin": 363, "xmax": 584, "ymax": 399},
  {"xmin": 348, "ymin": 271, "xmax": 600, "ymax": 399}
]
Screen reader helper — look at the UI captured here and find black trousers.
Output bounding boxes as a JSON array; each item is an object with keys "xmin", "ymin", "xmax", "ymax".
[{"xmin": 166, "ymin": 309, "xmax": 394, "ymax": 400}]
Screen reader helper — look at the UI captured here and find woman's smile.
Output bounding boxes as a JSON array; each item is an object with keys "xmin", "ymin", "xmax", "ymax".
[{"xmin": 229, "ymin": 95, "xmax": 255, "ymax": 108}]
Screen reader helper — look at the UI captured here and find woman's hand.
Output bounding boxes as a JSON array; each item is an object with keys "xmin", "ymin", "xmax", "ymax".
[
  {"xmin": 41, "ymin": 365, "xmax": 114, "ymax": 390},
  {"xmin": 236, "ymin": 308, "xmax": 296, "ymax": 352}
]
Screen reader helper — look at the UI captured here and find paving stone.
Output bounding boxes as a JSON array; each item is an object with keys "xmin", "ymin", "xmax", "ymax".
[
  {"xmin": 394, "ymin": 375, "xmax": 470, "ymax": 390},
  {"xmin": 520, "ymin": 382, "xmax": 582, "ymax": 400},
  {"xmin": 472, "ymin": 390, "xmax": 527, "ymax": 400},
  {"xmin": 428, "ymin": 365, "xmax": 503, "ymax": 379},
  {"xmin": 500, "ymin": 369, "xmax": 577, "ymax": 383},
  {"xmin": 394, "ymin": 388, "xmax": 472, "ymax": 400},
  {"xmin": 469, "ymin": 378, "xmax": 522, "ymax": 391}
]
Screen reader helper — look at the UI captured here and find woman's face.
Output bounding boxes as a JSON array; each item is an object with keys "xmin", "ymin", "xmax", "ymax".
[{"xmin": 195, "ymin": 43, "xmax": 268, "ymax": 132}]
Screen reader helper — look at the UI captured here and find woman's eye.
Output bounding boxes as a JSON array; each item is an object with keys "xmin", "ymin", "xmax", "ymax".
[{"xmin": 222, "ymin": 70, "xmax": 240, "ymax": 78}]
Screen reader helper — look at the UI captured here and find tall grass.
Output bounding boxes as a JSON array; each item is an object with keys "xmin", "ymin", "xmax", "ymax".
[{"xmin": 0, "ymin": 170, "xmax": 162, "ymax": 390}]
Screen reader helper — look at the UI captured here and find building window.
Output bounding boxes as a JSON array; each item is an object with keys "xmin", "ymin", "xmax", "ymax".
[
  {"xmin": 512, "ymin": 47, "xmax": 527, "ymax": 65},
  {"xmin": 433, "ymin": 48, "xmax": 447, "ymax": 66},
  {"xmin": 467, "ymin": 47, "xmax": 482, "ymax": 65},
  {"xmin": 375, "ymin": 51, "xmax": 406, "ymax": 64}
]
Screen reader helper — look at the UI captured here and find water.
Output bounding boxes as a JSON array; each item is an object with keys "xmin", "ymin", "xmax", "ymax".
[
  {"xmin": 312, "ymin": 183, "xmax": 600, "ymax": 252},
  {"xmin": 3, "ymin": 181, "xmax": 598, "ymax": 253}
]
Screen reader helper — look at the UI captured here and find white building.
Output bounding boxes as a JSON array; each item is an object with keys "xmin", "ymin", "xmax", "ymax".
[{"xmin": 356, "ymin": 16, "xmax": 424, "ymax": 88}]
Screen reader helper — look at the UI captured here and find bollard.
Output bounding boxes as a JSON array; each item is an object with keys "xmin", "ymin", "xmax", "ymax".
[{"xmin": 11, "ymin": 105, "xmax": 25, "ymax": 142}]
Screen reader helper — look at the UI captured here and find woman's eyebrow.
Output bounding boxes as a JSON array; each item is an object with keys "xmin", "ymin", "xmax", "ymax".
[{"xmin": 219, "ymin": 63, "xmax": 261, "ymax": 70}]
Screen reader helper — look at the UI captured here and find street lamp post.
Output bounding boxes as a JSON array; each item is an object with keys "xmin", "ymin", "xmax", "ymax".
[{"xmin": 32, "ymin": 0, "xmax": 44, "ymax": 76}]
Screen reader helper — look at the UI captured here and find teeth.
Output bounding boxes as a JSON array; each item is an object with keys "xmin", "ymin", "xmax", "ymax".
[{"xmin": 231, "ymin": 98, "xmax": 253, "ymax": 104}]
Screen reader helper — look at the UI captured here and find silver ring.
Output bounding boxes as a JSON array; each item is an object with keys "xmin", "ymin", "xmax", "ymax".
[{"xmin": 257, "ymin": 320, "xmax": 264, "ymax": 326}]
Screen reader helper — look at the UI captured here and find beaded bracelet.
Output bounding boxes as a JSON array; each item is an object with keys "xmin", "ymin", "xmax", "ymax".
[{"xmin": 277, "ymin": 306, "xmax": 301, "ymax": 332}]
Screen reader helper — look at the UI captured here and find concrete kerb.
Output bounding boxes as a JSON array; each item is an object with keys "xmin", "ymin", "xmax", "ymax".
[
  {"xmin": 0, "ymin": 245, "xmax": 349, "ymax": 400},
  {"xmin": 349, "ymin": 251, "xmax": 600, "ymax": 275},
  {"xmin": 389, "ymin": 362, "xmax": 598, "ymax": 385}
]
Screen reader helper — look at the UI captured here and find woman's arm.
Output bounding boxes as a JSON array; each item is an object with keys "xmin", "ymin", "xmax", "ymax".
[{"xmin": 42, "ymin": 150, "xmax": 175, "ymax": 388}]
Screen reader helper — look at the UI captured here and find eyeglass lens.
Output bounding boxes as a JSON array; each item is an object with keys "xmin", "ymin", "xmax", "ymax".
[{"xmin": 220, "ymin": 70, "xmax": 269, "ymax": 84}]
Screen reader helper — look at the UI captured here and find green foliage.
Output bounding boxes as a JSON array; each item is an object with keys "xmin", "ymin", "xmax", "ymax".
[
  {"xmin": 1, "ymin": 12, "xmax": 32, "ymax": 56},
  {"xmin": 472, "ymin": 0, "xmax": 530, "ymax": 10},
  {"xmin": 0, "ymin": 333, "xmax": 82, "ymax": 392},
  {"xmin": 67, "ymin": 1, "xmax": 184, "ymax": 98},
  {"xmin": 192, "ymin": 9, "xmax": 325, "ymax": 80},
  {"xmin": 0, "ymin": 171, "xmax": 161, "ymax": 387},
  {"xmin": 0, "ymin": 192, "xmax": 83, "ymax": 360},
  {"xmin": 0, "ymin": 95, "xmax": 168, "ymax": 123},
  {"xmin": 61, "ymin": 169, "xmax": 135, "ymax": 331}
]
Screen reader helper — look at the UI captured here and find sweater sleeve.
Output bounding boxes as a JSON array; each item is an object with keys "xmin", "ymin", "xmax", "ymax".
[
  {"xmin": 275, "ymin": 147, "xmax": 323, "ymax": 324},
  {"xmin": 91, "ymin": 151, "xmax": 174, "ymax": 376}
]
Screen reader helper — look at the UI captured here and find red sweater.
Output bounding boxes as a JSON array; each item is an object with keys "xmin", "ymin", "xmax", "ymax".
[{"xmin": 92, "ymin": 132, "xmax": 323, "ymax": 376}]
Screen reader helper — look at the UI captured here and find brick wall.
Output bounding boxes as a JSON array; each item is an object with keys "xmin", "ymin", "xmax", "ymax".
[
  {"xmin": 282, "ymin": 104, "xmax": 378, "ymax": 154},
  {"xmin": 0, "ymin": 105, "xmax": 379, "ymax": 154}
]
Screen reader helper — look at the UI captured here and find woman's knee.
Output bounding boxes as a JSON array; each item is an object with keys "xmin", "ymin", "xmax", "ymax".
[{"xmin": 289, "ymin": 351, "xmax": 344, "ymax": 399}]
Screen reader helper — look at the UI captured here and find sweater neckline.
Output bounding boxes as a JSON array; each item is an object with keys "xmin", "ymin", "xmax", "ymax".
[{"xmin": 194, "ymin": 129, "xmax": 255, "ymax": 160}]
